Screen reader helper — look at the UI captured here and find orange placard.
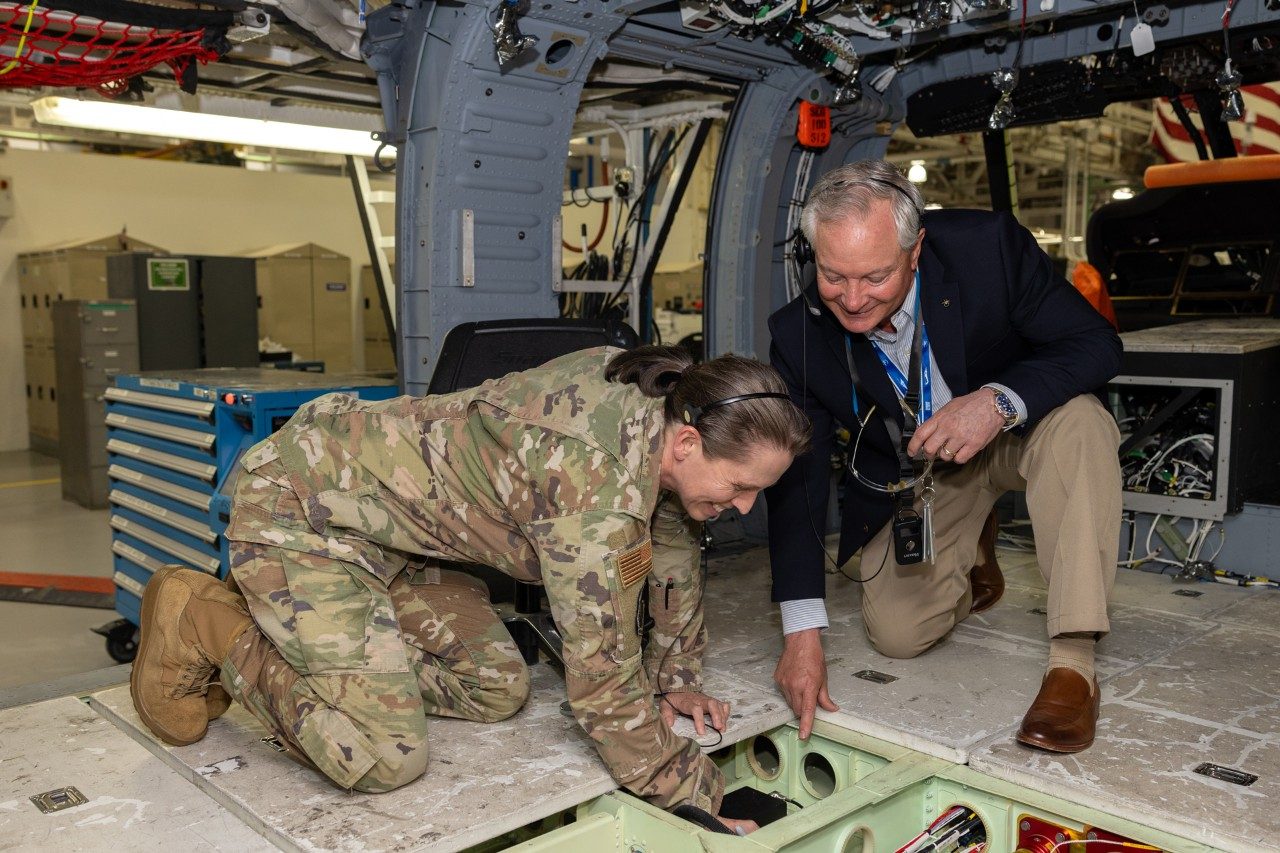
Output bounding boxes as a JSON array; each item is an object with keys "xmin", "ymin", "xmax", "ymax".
[{"xmin": 798, "ymin": 101, "xmax": 831, "ymax": 149}]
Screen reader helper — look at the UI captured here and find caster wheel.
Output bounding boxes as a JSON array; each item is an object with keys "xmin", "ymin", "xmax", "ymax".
[{"xmin": 105, "ymin": 621, "xmax": 138, "ymax": 663}]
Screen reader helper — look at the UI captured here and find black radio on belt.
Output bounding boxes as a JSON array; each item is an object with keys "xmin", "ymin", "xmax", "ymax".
[{"xmin": 892, "ymin": 504, "xmax": 924, "ymax": 565}]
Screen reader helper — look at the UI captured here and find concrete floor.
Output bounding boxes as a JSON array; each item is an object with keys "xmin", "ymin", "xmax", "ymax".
[{"xmin": 0, "ymin": 450, "xmax": 117, "ymax": 690}]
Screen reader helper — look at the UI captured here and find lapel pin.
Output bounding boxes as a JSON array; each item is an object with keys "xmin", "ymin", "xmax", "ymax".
[{"xmin": 941, "ymin": 299, "xmax": 952, "ymax": 307}]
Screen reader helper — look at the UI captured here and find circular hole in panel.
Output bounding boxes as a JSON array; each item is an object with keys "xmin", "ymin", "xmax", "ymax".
[
  {"xmin": 1096, "ymin": 23, "xmax": 1114, "ymax": 41},
  {"xmin": 840, "ymin": 825, "xmax": 873, "ymax": 853},
  {"xmin": 801, "ymin": 751, "xmax": 838, "ymax": 799},
  {"xmin": 544, "ymin": 38, "xmax": 574, "ymax": 66},
  {"xmin": 747, "ymin": 735, "xmax": 782, "ymax": 780},
  {"xmin": 937, "ymin": 804, "xmax": 989, "ymax": 850}
]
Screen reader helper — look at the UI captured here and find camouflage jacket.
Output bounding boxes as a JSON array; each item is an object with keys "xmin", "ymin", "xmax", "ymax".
[{"xmin": 225, "ymin": 347, "xmax": 724, "ymax": 813}]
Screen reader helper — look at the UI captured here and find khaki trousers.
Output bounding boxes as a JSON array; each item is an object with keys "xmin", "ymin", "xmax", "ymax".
[{"xmin": 857, "ymin": 394, "xmax": 1122, "ymax": 658}]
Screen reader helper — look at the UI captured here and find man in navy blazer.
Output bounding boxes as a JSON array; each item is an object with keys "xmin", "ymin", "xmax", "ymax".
[{"xmin": 765, "ymin": 160, "xmax": 1123, "ymax": 753}]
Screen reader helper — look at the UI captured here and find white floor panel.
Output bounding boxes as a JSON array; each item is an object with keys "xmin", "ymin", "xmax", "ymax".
[
  {"xmin": 91, "ymin": 663, "xmax": 791, "ymax": 853},
  {"xmin": 970, "ymin": 692, "xmax": 1280, "ymax": 853},
  {"xmin": 0, "ymin": 696, "xmax": 271, "ymax": 851}
]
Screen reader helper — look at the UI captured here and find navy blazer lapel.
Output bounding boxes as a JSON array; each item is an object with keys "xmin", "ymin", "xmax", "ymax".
[
  {"xmin": 918, "ymin": 242, "xmax": 968, "ymax": 395},
  {"xmin": 808, "ymin": 284, "xmax": 850, "ymax": 374}
]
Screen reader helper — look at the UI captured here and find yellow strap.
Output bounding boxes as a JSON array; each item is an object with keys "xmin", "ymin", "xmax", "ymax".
[{"xmin": 0, "ymin": 3, "xmax": 39, "ymax": 77}]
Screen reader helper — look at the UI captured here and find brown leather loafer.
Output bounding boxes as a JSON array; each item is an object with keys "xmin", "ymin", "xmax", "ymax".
[
  {"xmin": 1016, "ymin": 667, "xmax": 1100, "ymax": 753},
  {"xmin": 969, "ymin": 510, "xmax": 1004, "ymax": 614}
]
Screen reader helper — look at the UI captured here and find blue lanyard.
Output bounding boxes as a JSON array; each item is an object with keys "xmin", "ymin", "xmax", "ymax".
[{"xmin": 846, "ymin": 271, "xmax": 932, "ymax": 424}]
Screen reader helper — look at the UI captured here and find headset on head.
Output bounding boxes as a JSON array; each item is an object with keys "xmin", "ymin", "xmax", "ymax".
[
  {"xmin": 681, "ymin": 392, "xmax": 793, "ymax": 427},
  {"xmin": 790, "ymin": 174, "xmax": 925, "ymax": 302}
]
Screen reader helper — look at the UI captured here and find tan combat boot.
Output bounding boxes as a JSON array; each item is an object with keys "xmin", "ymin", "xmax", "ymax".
[
  {"xmin": 130, "ymin": 566, "xmax": 253, "ymax": 745},
  {"xmin": 206, "ymin": 684, "xmax": 233, "ymax": 721}
]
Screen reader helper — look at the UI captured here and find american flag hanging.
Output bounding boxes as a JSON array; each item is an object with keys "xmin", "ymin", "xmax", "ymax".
[{"xmin": 1152, "ymin": 85, "xmax": 1280, "ymax": 161}]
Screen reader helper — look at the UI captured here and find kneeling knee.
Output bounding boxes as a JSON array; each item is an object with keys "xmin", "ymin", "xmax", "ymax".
[
  {"xmin": 870, "ymin": 633, "xmax": 933, "ymax": 660},
  {"xmin": 351, "ymin": 729, "xmax": 430, "ymax": 793},
  {"xmin": 866, "ymin": 619, "xmax": 947, "ymax": 660},
  {"xmin": 472, "ymin": 661, "xmax": 530, "ymax": 723},
  {"xmin": 1052, "ymin": 396, "xmax": 1116, "ymax": 438}
]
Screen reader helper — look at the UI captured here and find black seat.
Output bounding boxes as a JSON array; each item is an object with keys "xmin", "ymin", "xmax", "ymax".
[
  {"xmin": 428, "ymin": 318, "xmax": 638, "ymax": 394},
  {"xmin": 427, "ymin": 318, "xmax": 639, "ymax": 669}
]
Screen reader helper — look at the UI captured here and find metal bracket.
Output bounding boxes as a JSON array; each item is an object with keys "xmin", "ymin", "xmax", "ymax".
[
  {"xmin": 551, "ymin": 215, "xmax": 563, "ymax": 293},
  {"xmin": 461, "ymin": 209, "xmax": 475, "ymax": 288},
  {"xmin": 501, "ymin": 606, "xmax": 564, "ymax": 673},
  {"xmin": 30, "ymin": 787, "xmax": 87, "ymax": 814},
  {"xmin": 260, "ymin": 736, "xmax": 287, "ymax": 753},
  {"xmin": 1194, "ymin": 763, "xmax": 1257, "ymax": 786}
]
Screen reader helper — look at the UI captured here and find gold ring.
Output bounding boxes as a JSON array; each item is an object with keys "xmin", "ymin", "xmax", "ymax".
[{"xmin": 941, "ymin": 445, "xmax": 955, "ymax": 457}]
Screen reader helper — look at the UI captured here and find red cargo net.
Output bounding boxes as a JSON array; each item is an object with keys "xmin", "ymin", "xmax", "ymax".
[{"xmin": 0, "ymin": 3, "xmax": 220, "ymax": 95}]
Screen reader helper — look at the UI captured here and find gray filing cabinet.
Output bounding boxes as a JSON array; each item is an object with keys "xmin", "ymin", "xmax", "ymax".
[{"xmin": 53, "ymin": 300, "xmax": 140, "ymax": 508}]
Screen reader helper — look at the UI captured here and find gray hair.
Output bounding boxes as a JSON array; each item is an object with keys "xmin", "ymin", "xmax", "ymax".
[{"xmin": 800, "ymin": 160, "xmax": 924, "ymax": 252}]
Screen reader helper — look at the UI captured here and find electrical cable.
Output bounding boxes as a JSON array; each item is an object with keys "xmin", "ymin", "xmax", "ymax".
[
  {"xmin": 784, "ymin": 146, "xmax": 816, "ymax": 304},
  {"xmin": 1125, "ymin": 511, "xmax": 1137, "ymax": 563},
  {"xmin": 1221, "ymin": 0, "xmax": 1238, "ymax": 53},
  {"xmin": 646, "ymin": 520, "xmax": 726, "ymax": 750},
  {"xmin": 1048, "ymin": 840, "xmax": 1159, "ymax": 852},
  {"xmin": 608, "ymin": 129, "xmax": 676, "ymax": 299},
  {"xmin": 711, "ymin": 0, "xmax": 798, "ymax": 26},
  {"xmin": 796, "ymin": 249, "xmax": 890, "ymax": 586},
  {"xmin": 603, "ymin": 125, "xmax": 690, "ymax": 316},
  {"xmin": 562, "ymin": 160, "xmax": 611, "ymax": 253}
]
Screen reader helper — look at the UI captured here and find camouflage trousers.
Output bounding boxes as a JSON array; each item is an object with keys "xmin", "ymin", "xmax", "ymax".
[{"xmin": 220, "ymin": 542, "xmax": 530, "ymax": 793}]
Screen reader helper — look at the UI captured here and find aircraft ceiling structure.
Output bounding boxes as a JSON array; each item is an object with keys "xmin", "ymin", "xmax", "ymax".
[{"xmin": 361, "ymin": 0, "xmax": 1279, "ymax": 392}]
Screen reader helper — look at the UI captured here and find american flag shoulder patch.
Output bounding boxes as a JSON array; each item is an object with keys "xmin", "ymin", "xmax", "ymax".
[{"xmin": 617, "ymin": 540, "xmax": 653, "ymax": 589}]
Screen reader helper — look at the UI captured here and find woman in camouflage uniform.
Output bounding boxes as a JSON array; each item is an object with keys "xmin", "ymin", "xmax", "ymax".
[{"xmin": 130, "ymin": 345, "xmax": 809, "ymax": 830}]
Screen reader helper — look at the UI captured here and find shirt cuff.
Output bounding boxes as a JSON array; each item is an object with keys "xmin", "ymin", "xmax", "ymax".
[
  {"xmin": 779, "ymin": 599, "xmax": 829, "ymax": 635},
  {"xmin": 983, "ymin": 382, "xmax": 1027, "ymax": 429}
]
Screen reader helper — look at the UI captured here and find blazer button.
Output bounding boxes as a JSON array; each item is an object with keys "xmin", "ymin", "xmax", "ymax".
[
  {"xmin": 941, "ymin": 298, "xmax": 952, "ymax": 307},
  {"xmin": 862, "ymin": 524, "xmax": 869, "ymax": 532}
]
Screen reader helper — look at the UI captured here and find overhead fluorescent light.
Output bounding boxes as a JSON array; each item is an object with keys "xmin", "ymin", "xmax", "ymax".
[
  {"xmin": 1112, "ymin": 186, "xmax": 1135, "ymax": 200},
  {"xmin": 924, "ymin": 202, "xmax": 942, "ymax": 210},
  {"xmin": 30, "ymin": 96, "xmax": 388, "ymax": 158},
  {"xmin": 907, "ymin": 159, "xmax": 927, "ymax": 183}
]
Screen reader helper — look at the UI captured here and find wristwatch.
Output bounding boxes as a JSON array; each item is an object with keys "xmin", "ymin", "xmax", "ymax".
[{"xmin": 991, "ymin": 388, "xmax": 1019, "ymax": 428}]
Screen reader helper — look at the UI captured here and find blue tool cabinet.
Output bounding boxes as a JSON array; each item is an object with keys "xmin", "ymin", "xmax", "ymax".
[{"xmin": 102, "ymin": 369, "xmax": 397, "ymax": 658}]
